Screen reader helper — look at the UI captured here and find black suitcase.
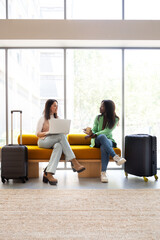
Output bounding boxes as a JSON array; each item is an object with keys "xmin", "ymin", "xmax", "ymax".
[
  {"xmin": 124, "ymin": 134, "xmax": 158, "ymax": 182},
  {"xmin": 1, "ymin": 110, "xmax": 28, "ymax": 183}
]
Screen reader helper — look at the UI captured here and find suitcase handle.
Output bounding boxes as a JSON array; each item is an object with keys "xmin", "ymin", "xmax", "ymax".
[
  {"xmin": 11, "ymin": 110, "xmax": 22, "ymax": 145},
  {"xmin": 11, "ymin": 110, "xmax": 22, "ymax": 114}
]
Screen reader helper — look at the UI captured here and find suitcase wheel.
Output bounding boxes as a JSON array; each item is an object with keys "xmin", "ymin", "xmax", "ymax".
[
  {"xmin": 143, "ymin": 177, "xmax": 148, "ymax": 182},
  {"xmin": 125, "ymin": 172, "xmax": 128, "ymax": 178},
  {"xmin": 21, "ymin": 178, "xmax": 26, "ymax": 183},
  {"xmin": 154, "ymin": 175, "xmax": 158, "ymax": 181},
  {"xmin": 1, "ymin": 177, "xmax": 6, "ymax": 184}
]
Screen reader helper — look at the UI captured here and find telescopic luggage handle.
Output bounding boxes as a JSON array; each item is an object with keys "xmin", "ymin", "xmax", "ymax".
[{"xmin": 11, "ymin": 110, "xmax": 22, "ymax": 145}]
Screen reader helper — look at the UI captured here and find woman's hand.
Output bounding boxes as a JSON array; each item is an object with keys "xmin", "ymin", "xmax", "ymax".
[
  {"xmin": 83, "ymin": 127, "xmax": 92, "ymax": 135},
  {"xmin": 83, "ymin": 127, "xmax": 97, "ymax": 139},
  {"xmin": 37, "ymin": 131, "xmax": 49, "ymax": 138},
  {"xmin": 84, "ymin": 133, "xmax": 97, "ymax": 139},
  {"xmin": 91, "ymin": 133, "xmax": 97, "ymax": 138},
  {"xmin": 84, "ymin": 135, "xmax": 91, "ymax": 139},
  {"xmin": 44, "ymin": 131, "xmax": 49, "ymax": 136}
]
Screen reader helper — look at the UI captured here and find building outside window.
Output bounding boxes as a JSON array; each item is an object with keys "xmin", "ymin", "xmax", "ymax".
[
  {"xmin": 3, "ymin": 0, "xmax": 160, "ymax": 20},
  {"xmin": 8, "ymin": 0, "xmax": 64, "ymax": 19},
  {"xmin": 40, "ymin": 50, "xmax": 64, "ymax": 118},
  {"xmin": 7, "ymin": 49, "xmax": 64, "ymax": 144}
]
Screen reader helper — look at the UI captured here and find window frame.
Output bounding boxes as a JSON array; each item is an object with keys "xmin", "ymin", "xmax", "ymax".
[{"xmin": 1, "ymin": 46, "xmax": 160, "ymax": 170}]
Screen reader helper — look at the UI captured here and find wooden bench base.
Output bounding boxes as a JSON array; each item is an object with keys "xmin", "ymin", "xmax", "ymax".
[
  {"xmin": 78, "ymin": 160, "xmax": 101, "ymax": 178},
  {"xmin": 28, "ymin": 160, "xmax": 49, "ymax": 178},
  {"xmin": 28, "ymin": 159, "xmax": 114, "ymax": 178},
  {"xmin": 28, "ymin": 162, "xmax": 39, "ymax": 178}
]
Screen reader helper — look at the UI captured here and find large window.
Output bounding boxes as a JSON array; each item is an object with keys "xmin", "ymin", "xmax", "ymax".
[
  {"xmin": 125, "ymin": 50, "xmax": 160, "ymax": 167},
  {"xmin": 125, "ymin": 0, "xmax": 160, "ymax": 19},
  {"xmin": 8, "ymin": 49, "xmax": 40, "ymax": 143},
  {"xmin": 67, "ymin": 0, "xmax": 122, "ymax": 19},
  {"xmin": 0, "ymin": 50, "xmax": 5, "ymax": 146},
  {"xmin": 66, "ymin": 49, "xmax": 122, "ymax": 149},
  {"xmin": 7, "ymin": 49, "xmax": 64, "ymax": 143},
  {"xmin": 1, "ymin": 48, "xmax": 160, "ymax": 168},
  {"xmin": 8, "ymin": 0, "xmax": 64, "ymax": 19},
  {"xmin": 2, "ymin": 0, "xmax": 160, "ymax": 20}
]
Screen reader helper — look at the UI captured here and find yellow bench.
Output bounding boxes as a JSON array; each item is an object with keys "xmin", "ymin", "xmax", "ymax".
[{"xmin": 17, "ymin": 134, "xmax": 121, "ymax": 178}]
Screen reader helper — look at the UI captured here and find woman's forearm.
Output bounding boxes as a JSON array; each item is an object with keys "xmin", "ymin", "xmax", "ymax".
[{"xmin": 37, "ymin": 132, "xmax": 48, "ymax": 138}]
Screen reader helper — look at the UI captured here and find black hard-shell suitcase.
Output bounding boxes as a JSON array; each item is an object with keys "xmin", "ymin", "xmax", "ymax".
[
  {"xmin": 1, "ymin": 110, "xmax": 28, "ymax": 183},
  {"xmin": 124, "ymin": 134, "xmax": 158, "ymax": 182}
]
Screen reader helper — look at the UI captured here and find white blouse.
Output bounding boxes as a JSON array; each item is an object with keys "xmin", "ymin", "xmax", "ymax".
[
  {"xmin": 35, "ymin": 115, "xmax": 59, "ymax": 136},
  {"xmin": 35, "ymin": 116, "xmax": 45, "ymax": 136}
]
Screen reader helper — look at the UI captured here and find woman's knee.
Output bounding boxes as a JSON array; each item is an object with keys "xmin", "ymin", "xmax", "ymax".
[
  {"xmin": 97, "ymin": 134, "xmax": 107, "ymax": 142},
  {"xmin": 97, "ymin": 134, "xmax": 112, "ymax": 146},
  {"xmin": 59, "ymin": 134, "xmax": 69, "ymax": 144},
  {"xmin": 54, "ymin": 142, "xmax": 62, "ymax": 150},
  {"xmin": 60, "ymin": 134, "xmax": 67, "ymax": 140},
  {"xmin": 38, "ymin": 139, "xmax": 51, "ymax": 148}
]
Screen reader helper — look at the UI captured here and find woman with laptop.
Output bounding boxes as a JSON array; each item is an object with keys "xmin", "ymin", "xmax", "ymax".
[
  {"xmin": 83, "ymin": 100, "xmax": 126, "ymax": 183},
  {"xmin": 36, "ymin": 99, "xmax": 85, "ymax": 185}
]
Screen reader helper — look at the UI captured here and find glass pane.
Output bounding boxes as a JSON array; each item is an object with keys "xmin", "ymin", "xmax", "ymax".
[
  {"xmin": 125, "ymin": 50, "xmax": 160, "ymax": 167},
  {"xmin": 66, "ymin": 49, "xmax": 122, "ymax": 152},
  {"xmin": 39, "ymin": 0, "xmax": 64, "ymax": 19},
  {"xmin": 40, "ymin": 49, "xmax": 64, "ymax": 118},
  {"xmin": 0, "ymin": 0, "xmax": 6, "ymax": 19},
  {"xmin": 67, "ymin": 0, "xmax": 122, "ymax": 19},
  {"xmin": 0, "ymin": 50, "xmax": 6, "ymax": 146},
  {"xmin": 125, "ymin": 0, "xmax": 160, "ymax": 19},
  {"xmin": 8, "ymin": 0, "xmax": 64, "ymax": 19},
  {"xmin": 8, "ymin": 49, "xmax": 64, "ymax": 143}
]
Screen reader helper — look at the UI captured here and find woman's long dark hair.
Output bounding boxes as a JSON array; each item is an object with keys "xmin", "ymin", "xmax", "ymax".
[
  {"xmin": 44, "ymin": 99, "xmax": 58, "ymax": 120},
  {"xmin": 99, "ymin": 100, "xmax": 119, "ymax": 129}
]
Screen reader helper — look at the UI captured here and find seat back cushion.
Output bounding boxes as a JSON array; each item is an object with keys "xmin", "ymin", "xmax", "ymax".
[
  {"xmin": 18, "ymin": 134, "xmax": 90, "ymax": 145},
  {"xmin": 67, "ymin": 134, "xmax": 91, "ymax": 145},
  {"xmin": 18, "ymin": 134, "xmax": 38, "ymax": 145}
]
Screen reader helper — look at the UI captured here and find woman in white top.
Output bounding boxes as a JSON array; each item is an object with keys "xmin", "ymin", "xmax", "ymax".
[{"xmin": 36, "ymin": 99, "xmax": 85, "ymax": 185}]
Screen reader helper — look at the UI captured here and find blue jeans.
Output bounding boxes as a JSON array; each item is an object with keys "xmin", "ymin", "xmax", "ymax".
[{"xmin": 95, "ymin": 134, "xmax": 116, "ymax": 172}]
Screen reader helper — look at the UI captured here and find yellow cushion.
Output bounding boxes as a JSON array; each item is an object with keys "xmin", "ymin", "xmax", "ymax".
[
  {"xmin": 18, "ymin": 134, "xmax": 90, "ymax": 145},
  {"xmin": 18, "ymin": 134, "xmax": 38, "ymax": 145},
  {"xmin": 26, "ymin": 145, "xmax": 121, "ymax": 160},
  {"xmin": 17, "ymin": 134, "xmax": 121, "ymax": 160},
  {"xmin": 71, "ymin": 145, "xmax": 121, "ymax": 159},
  {"xmin": 67, "ymin": 134, "xmax": 91, "ymax": 145},
  {"xmin": 26, "ymin": 145, "xmax": 52, "ymax": 159}
]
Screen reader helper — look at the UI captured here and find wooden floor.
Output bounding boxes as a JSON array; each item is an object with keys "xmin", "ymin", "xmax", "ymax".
[{"xmin": 0, "ymin": 162, "xmax": 159, "ymax": 190}]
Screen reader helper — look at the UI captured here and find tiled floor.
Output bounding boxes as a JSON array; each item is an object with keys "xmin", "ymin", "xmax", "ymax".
[{"xmin": 0, "ymin": 163, "xmax": 159, "ymax": 190}]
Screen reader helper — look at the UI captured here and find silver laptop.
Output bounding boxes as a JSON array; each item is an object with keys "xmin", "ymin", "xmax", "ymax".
[{"xmin": 48, "ymin": 118, "xmax": 71, "ymax": 134}]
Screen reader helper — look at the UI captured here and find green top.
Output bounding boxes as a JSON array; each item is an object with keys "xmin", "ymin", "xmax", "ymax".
[{"xmin": 90, "ymin": 115, "xmax": 119, "ymax": 147}]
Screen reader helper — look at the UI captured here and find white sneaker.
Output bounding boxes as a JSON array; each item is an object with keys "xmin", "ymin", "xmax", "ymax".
[
  {"xmin": 101, "ymin": 172, "xmax": 108, "ymax": 183},
  {"xmin": 113, "ymin": 155, "xmax": 126, "ymax": 166}
]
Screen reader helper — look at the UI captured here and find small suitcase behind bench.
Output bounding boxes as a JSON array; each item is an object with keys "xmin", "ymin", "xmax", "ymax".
[
  {"xmin": 1, "ymin": 110, "xmax": 28, "ymax": 183},
  {"xmin": 124, "ymin": 134, "xmax": 158, "ymax": 182}
]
